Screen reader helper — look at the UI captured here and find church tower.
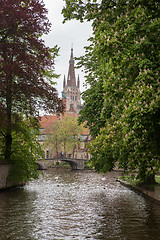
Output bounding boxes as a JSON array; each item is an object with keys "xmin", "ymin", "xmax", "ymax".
[{"xmin": 62, "ymin": 48, "xmax": 81, "ymax": 113}]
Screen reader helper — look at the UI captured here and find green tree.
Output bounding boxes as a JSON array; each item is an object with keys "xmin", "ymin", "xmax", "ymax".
[
  {"xmin": 7, "ymin": 116, "xmax": 43, "ymax": 182},
  {"xmin": 44, "ymin": 115, "xmax": 82, "ymax": 158},
  {"xmin": 77, "ymin": 48, "xmax": 106, "ymax": 138},
  {"xmin": 44, "ymin": 119, "xmax": 62, "ymax": 157},
  {"xmin": 0, "ymin": 0, "xmax": 63, "ymax": 181},
  {"xmin": 65, "ymin": 115, "xmax": 82, "ymax": 157},
  {"xmin": 63, "ymin": 0, "xmax": 160, "ymax": 184}
]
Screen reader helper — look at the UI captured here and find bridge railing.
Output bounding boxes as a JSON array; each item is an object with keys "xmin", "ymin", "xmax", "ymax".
[{"xmin": 38, "ymin": 157, "xmax": 88, "ymax": 161}]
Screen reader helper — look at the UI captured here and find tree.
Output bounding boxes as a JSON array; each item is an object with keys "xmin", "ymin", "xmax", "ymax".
[
  {"xmin": 44, "ymin": 115, "xmax": 82, "ymax": 158},
  {"xmin": 44, "ymin": 118, "xmax": 62, "ymax": 158},
  {"xmin": 7, "ymin": 115, "xmax": 43, "ymax": 182},
  {"xmin": 64, "ymin": 115, "xmax": 82, "ymax": 157},
  {"xmin": 77, "ymin": 46, "xmax": 106, "ymax": 138},
  {"xmin": 63, "ymin": 0, "xmax": 160, "ymax": 184},
  {"xmin": 0, "ymin": 0, "xmax": 63, "ymax": 181}
]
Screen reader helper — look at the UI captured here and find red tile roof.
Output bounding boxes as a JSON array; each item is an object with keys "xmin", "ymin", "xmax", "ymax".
[
  {"xmin": 40, "ymin": 115, "xmax": 60, "ymax": 129},
  {"xmin": 39, "ymin": 114, "xmax": 89, "ymax": 136}
]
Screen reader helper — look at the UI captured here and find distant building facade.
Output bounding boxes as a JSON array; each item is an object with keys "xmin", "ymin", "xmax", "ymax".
[{"xmin": 62, "ymin": 48, "xmax": 83, "ymax": 113}]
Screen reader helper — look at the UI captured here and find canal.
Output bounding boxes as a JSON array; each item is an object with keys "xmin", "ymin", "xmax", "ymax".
[{"xmin": 0, "ymin": 168, "xmax": 160, "ymax": 240}]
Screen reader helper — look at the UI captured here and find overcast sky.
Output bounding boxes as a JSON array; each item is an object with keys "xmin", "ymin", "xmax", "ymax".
[{"xmin": 43, "ymin": 0, "xmax": 92, "ymax": 97}]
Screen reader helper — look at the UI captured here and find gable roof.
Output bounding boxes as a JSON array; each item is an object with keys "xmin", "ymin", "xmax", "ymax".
[{"xmin": 40, "ymin": 115, "xmax": 60, "ymax": 129}]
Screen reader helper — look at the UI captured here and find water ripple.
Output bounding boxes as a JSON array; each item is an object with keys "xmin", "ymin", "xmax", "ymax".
[{"xmin": 0, "ymin": 169, "xmax": 160, "ymax": 239}]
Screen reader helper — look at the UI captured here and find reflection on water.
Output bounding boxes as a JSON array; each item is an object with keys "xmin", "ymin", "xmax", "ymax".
[{"xmin": 0, "ymin": 168, "xmax": 160, "ymax": 240}]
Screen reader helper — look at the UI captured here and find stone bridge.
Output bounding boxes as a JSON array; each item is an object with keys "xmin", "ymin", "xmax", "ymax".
[{"xmin": 37, "ymin": 158, "xmax": 88, "ymax": 170}]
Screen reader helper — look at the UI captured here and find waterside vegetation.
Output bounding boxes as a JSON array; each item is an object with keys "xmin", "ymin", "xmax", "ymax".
[
  {"xmin": 63, "ymin": 0, "xmax": 160, "ymax": 185},
  {"xmin": 0, "ymin": 0, "xmax": 63, "ymax": 182}
]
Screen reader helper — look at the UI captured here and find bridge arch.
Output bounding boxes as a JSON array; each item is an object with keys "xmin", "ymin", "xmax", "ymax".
[
  {"xmin": 61, "ymin": 159, "xmax": 85, "ymax": 170},
  {"xmin": 37, "ymin": 158, "xmax": 87, "ymax": 170},
  {"xmin": 36, "ymin": 162, "xmax": 47, "ymax": 170}
]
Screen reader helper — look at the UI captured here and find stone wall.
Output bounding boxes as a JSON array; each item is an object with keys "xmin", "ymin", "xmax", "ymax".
[
  {"xmin": 0, "ymin": 161, "xmax": 23, "ymax": 190},
  {"xmin": 0, "ymin": 161, "xmax": 11, "ymax": 190}
]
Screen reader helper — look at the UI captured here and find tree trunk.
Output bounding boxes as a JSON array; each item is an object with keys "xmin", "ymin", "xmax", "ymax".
[
  {"xmin": 5, "ymin": 77, "xmax": 12, "ymax": 161},
  {"xmin": 154, "ymin": 110, "xmax": 160, "ymax": 156},
  {"xmin": 63, "ymin": 142, "xmax": 66, "ymax": 157},
  {"xmin": 144, "ymin": 174, "xmax": 156, "ymax": 185},
  {"xmin": 4, "ymin": 133, "xmax": 12, "ymax": 161}
]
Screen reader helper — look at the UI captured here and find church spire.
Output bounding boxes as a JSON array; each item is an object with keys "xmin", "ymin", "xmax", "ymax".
[
  {"xmin": 63, "ymin": 75, "xmax": 66, "ymax": 88},
  {"xmin": 63, "ymin": 47, "xmax": 81, "ymax": 113},
  {"xmin": 77, "ymin": 74, "xmax": 80, "ymax": 88},
  {"xmin": 67, "ymin": 48, "xmax": 76, "ymax": 86}
]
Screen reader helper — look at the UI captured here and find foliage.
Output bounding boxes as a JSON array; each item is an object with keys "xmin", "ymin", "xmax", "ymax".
[
  {"xmin": 63, "ymin": 0, "xmax": 160, "ymax": 184},
  {"xmin": 155, "ymin": 175, "xmax": 160, "ymax": 185},
  {"xmin": 1, "ymin": 116, "xmax": 43, "ymax": 182},
  {"xmin": 44, "ymin": 115, "xmax": 82, "ymax": 157},
  {"xmin": 0, "ymin": 0, "xmax": 63, "ymax": 181},
  {"xmin": 77, "ymin": 51, "xmax": 106, "ymax": 138},
  {"xmin": 44, "ymin": 118, "xmax": 62, "ymax": 157}
]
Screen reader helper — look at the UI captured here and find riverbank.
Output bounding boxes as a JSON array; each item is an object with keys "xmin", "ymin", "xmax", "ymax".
[{"xmin": 117, "ymin": 177, "xmax": 160, "ymax": 205}]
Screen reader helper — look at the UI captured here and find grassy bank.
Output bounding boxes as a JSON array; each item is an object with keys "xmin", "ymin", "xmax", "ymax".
[{"xmin": 118, "ymin": 174, "xmax": 160, "ymax": 187}]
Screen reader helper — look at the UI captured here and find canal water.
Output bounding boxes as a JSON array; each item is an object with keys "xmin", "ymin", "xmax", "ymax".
[{"xmin": 0, "ymin": 168, "xmax": 160, "ymax": 240}]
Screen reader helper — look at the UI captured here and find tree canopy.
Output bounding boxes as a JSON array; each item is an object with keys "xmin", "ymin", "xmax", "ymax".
[
  {"xmin": 0, "ymin": 0, "xmax": 63, "ymax": 181},
  {"xmin": 44, "ymin": 115, "xmax": 82, "ymax": 158},
  {"xmin": 63, "ymin": 0, "xmax": 160, "ymax": 184}
]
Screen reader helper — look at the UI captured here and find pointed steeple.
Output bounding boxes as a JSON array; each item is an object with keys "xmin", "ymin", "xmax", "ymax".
[
  {"xmin": 77, "ymin": 74, "xmax": 80, "ymax": 88},
  {"xmin": 67, "ymin": 48, "xmax": 76, "ymax": 86},
  {"xmin": 63, "ymin": 75, "xmax": 66, "ymax": 88},
  {"xmin": 63, "ymin": 47, "xmax": 82, "ymax": 113}
]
